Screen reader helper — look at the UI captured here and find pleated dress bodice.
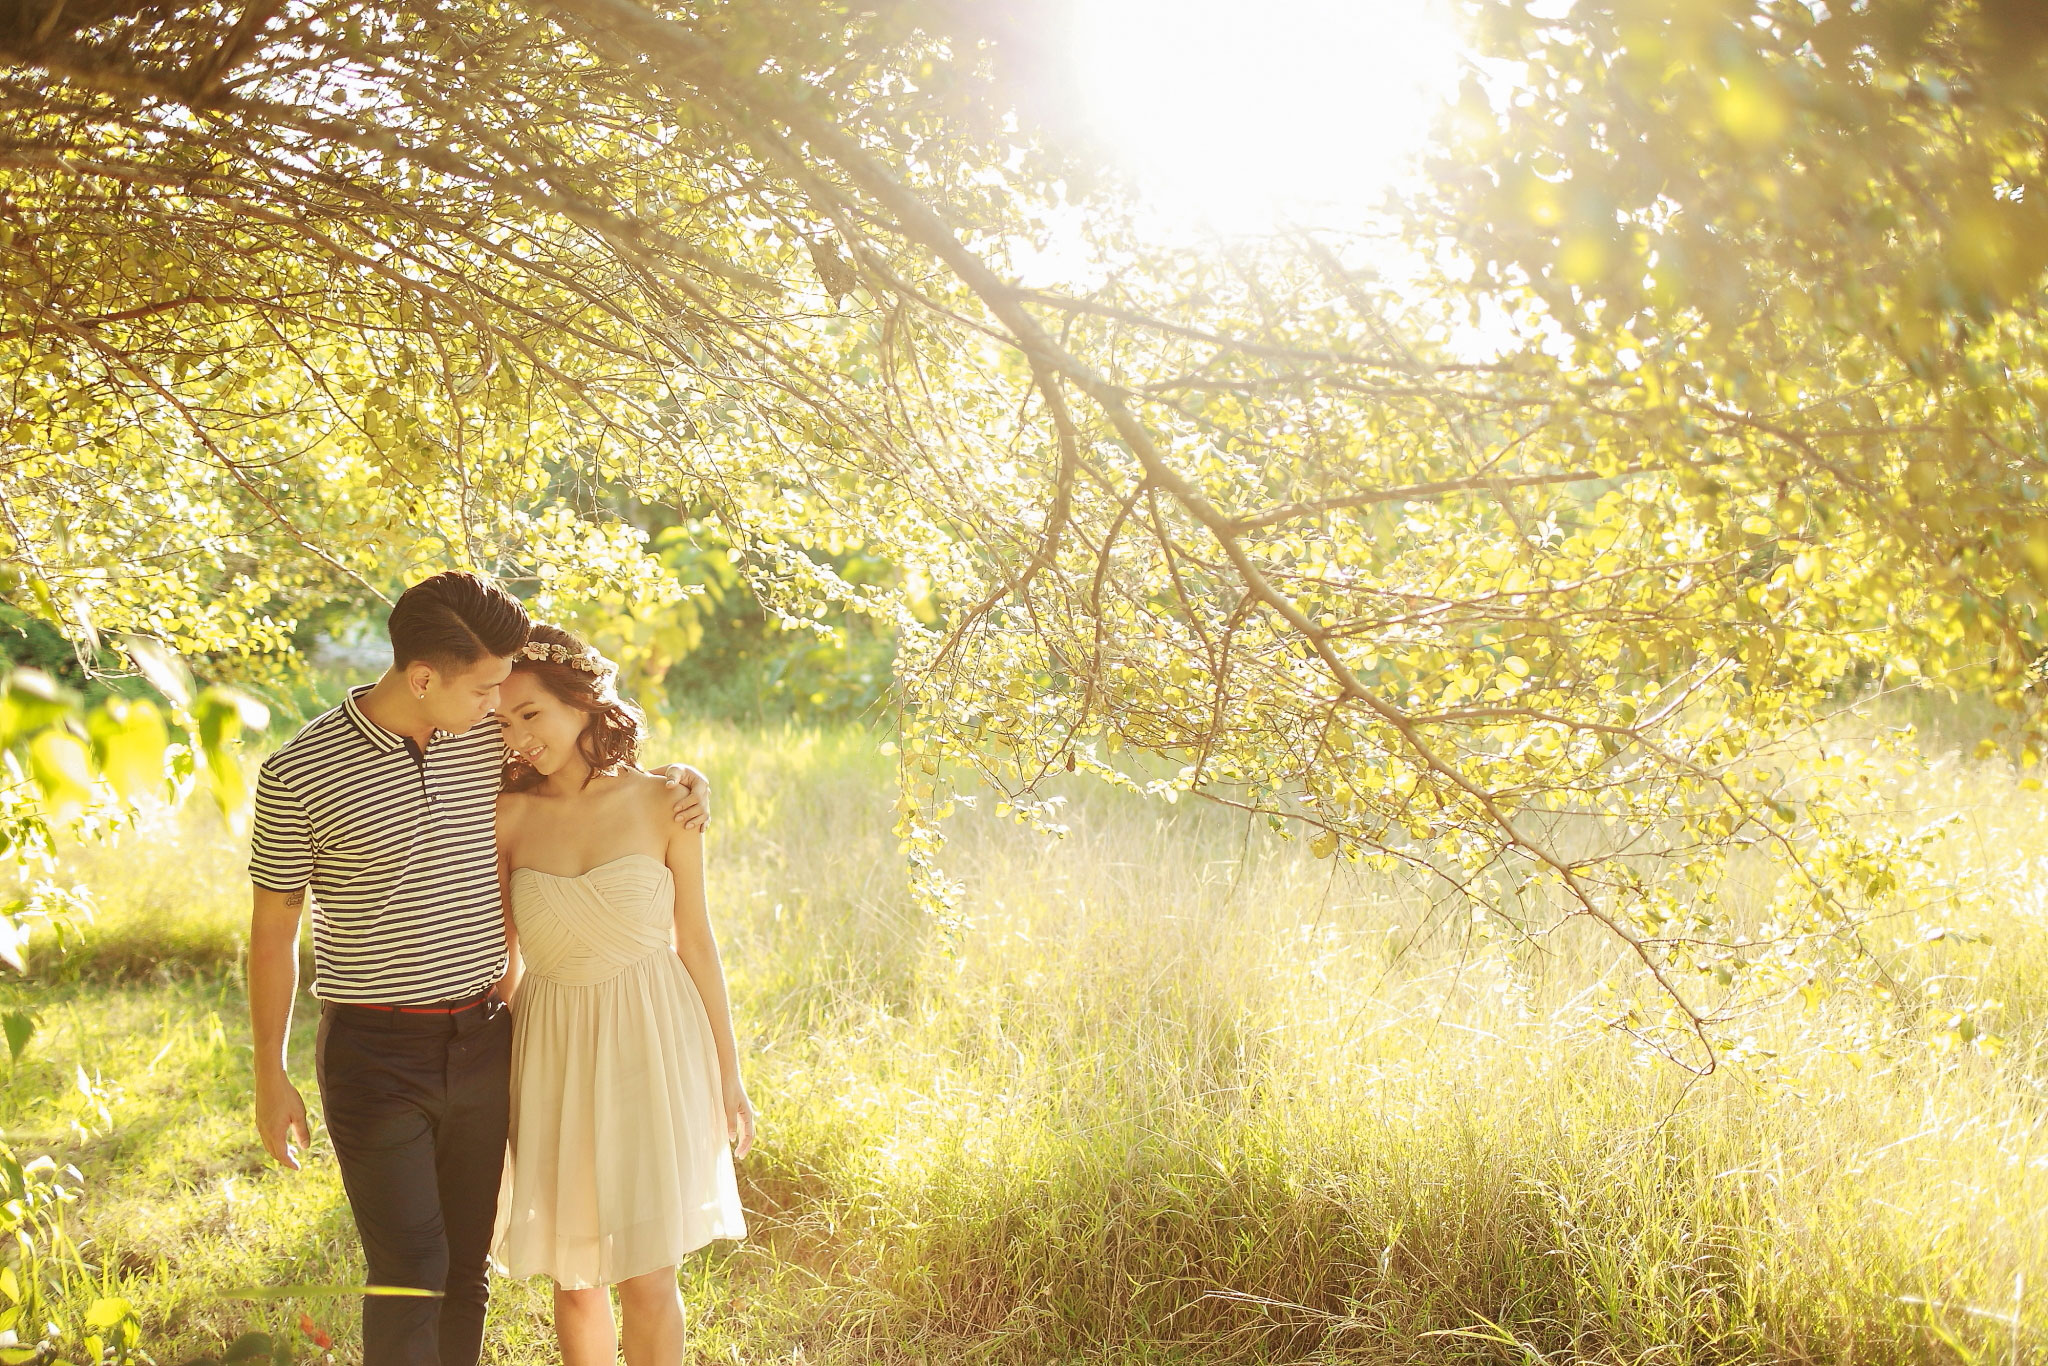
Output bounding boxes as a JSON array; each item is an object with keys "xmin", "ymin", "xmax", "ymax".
[
  {"xmin": 494, "ymin": 852, "xmax": 746, "ymax": 1288},
  {"xmin": 511, "ymin": 853, "xmax": 674, "ymax": 986}
]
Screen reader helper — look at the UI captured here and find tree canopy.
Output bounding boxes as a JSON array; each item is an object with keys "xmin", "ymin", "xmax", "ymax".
[{"xmin": 2, "ymin": 0, "xmax": 2044, "ymax": 1064}]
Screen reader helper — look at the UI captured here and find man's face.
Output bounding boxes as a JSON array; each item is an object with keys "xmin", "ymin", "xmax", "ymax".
[{"xmin": 419, "ymin": 654, "xmax": 516, "ymax": 734}]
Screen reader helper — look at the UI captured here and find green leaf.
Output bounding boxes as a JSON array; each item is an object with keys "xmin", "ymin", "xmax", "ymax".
[
  {"xmin": 84, "ymin": 1296, "xmax": 134, "ymax": 1331},
  {"xmin": 0, "ymin": 669, "xmax": 76, "ymax": 747},
  {"xmin": 194, "ymin": 686, "xmax": 269, "ymax": 756},
  {"xmin": 2, "ymin": 1010, "xmax": 33, "ymax": 1062},
  {"xmin": 194, "ymin": 687, "xmax": 269, "ymax": 822},
  {"xmin": 222, "ymin": 1332, "xmax": 274, "ymax": 1362}
]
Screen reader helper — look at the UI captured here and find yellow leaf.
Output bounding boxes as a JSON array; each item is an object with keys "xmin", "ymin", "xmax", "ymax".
[
  {"xmin": 29, "ymin": 730, "xmax": 92, "ymax": 821},
  {"xmin": 1714, "ymin": 74, "xmax": 1788, "ymax": 146},
  {"xmin": 2022, "ymin": 532, "xmax": 2048, "ymax": 587},
  {"xmin": 1557, "ymin": 234, "xmax": 1610, "ymax": 285},
  {"xmin": 88, "ymin": 698, "xmax": 169, "ymax": 803}
]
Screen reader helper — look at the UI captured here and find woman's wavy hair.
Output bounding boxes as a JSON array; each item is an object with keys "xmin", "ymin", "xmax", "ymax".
[{"xmin": 500, "ymin": 623, "xmax": 645, "ymax": 792}]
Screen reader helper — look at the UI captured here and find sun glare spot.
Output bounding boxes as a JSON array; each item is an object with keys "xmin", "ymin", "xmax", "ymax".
[{"xmin": 1067, "ymin": 0, "xmax": 1462, "ymax": 234}]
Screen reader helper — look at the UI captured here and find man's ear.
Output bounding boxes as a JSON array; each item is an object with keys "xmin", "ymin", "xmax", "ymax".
[{"xmin": 406, "ymin": 661, "xmax": 437, "ymax": 699}]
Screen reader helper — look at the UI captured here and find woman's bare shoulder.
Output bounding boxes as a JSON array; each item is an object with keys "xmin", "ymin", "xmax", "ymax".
[
  {"xmin": 621, "ymin": 768, "xmax": 701, "ymax": 847},
  {"xmin": 618, "ymin": 767, "xmax": 677, "ymax": 808},
  {"xmin": 494, "ymin": 788, "xmax": 535, "ymax": 842}
]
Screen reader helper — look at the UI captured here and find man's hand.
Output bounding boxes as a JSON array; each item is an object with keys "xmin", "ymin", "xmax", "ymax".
[
  {"xmin": 255, "ymin": 1069, "xmax": 312, "ymax": 1170},
  {"xmin": 656, "ymin": 763, "xmax": 710, "ymax": 831},
  {"xmin": 250, "ymin": 883, "xmax": 310, "ymax": 1170}
]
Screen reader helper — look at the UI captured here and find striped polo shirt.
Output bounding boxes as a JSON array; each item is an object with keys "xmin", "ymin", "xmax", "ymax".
[{"xmin": 248, "ymin": 685, "xmax": 507, "ymax": 1005}]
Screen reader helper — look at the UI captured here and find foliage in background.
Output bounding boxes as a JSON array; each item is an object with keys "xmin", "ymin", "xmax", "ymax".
[
  {"xmin": 1424, "ymin": 0, "xmax": 2048, "ymax": 704},
  {"xmin": 0, "ymin": 0, "xmax": 2044, "ymax": 1063},
  {"xmin": 646, "ymin": 518, "xmax": 896, "ymax": 723},
  {"xmin": 533, "ymin": 509, "xmax": 898, "ymax": 725},
  {"xmin": 0, "ymin": 658, "xmax": 260, "ymax": 1366}
]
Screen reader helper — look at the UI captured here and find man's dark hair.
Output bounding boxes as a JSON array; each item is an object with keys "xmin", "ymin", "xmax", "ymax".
[{"xmin": 387, "ymin": 571, "xmax": 529, "ymax": 671}]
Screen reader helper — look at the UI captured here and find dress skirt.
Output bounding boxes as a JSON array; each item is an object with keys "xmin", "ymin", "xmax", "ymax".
[{"xmin": 494, "ymin": 857, "xmax": 746, "ymax": 1288}]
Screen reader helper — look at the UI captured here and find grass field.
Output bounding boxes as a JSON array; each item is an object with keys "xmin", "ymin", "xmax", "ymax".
[{"xmin": 1, "ymin": 716, "xmax": 2044, "ymax": 1364}]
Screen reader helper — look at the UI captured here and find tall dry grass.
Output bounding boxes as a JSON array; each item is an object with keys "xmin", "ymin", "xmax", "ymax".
[{"xmin": 1, "ymin": 714, "xmax": 2042, "ymax": 1363}]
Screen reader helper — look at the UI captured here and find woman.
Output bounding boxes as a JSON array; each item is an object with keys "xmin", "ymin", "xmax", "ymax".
[{"xmin": 492, "ymin": 623, "xmax": 752, "ymax": 1366}]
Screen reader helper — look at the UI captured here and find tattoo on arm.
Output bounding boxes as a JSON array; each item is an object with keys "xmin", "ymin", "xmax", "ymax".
[{"xmin": 284, "ymin": 889, "xmax": 306, "ymax": 910}]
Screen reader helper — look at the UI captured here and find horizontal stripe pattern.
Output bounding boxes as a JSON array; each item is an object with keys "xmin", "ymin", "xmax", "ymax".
[{"xmin": 249, "ymin": 684, "xmax": 507, "ymax": 1005}]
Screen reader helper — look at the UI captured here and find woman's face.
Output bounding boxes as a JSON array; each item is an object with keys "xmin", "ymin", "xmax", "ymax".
[{"xmin": 497, "ymin": 670, "xmax": 589, "ymax": 778}]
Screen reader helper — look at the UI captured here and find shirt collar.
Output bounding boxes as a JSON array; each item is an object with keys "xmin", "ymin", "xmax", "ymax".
[{"xmin": 341, "ymin": 684, "xmax": 407, "ymax": 755}]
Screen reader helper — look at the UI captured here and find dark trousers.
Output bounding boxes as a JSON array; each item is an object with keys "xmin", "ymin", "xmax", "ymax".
[{"xmin": 315, "ymin": 996, "xmax": 512, "ymax": 1366}]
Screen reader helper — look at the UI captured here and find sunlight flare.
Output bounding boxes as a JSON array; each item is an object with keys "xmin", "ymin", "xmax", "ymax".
[{"xmin": 1067, "ymin": 0, "xmax": 1462, "ymax": 231}]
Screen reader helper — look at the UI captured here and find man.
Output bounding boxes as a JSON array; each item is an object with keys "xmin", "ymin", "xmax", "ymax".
[{"xmin": 246, "ymin": 571, "xmax": 710, "ymax": 1366}]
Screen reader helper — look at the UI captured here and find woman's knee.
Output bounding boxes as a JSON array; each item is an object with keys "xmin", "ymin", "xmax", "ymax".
[
  {"xmin": 615, "ymin": 1267, "xmax": 682, "ymax": 1316},
  {"xmin": 555, "ymin": 1285, "xmax": 610, "ymax": 1319}
]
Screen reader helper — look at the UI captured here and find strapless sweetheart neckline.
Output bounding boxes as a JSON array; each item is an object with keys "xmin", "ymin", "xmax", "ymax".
[{"xmin": 509, "ymin": 851, "xmax": 667, "ymax": 882}]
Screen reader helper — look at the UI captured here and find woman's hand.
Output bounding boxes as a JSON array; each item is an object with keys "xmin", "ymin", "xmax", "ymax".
[{"xmin": 723, "ymin": 1074, "xmax": 756, "ymax": 1160}]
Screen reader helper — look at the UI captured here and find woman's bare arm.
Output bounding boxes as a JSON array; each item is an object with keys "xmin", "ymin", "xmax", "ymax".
[
  {"xmin": 494, "ymin": 796, "xmax": 524, "ymax": 1003},
  {"xmin": 661, "ymin": 791, "xmax": 752, "ymax": 1156}
]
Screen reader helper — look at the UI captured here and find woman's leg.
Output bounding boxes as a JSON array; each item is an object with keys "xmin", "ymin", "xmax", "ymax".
[
  {"xmin": 553, "ymin": 1285, "xmax": 616, "ymax": 1366},
  {"xmin": 615, "ymin": 1266, "xmax": 684, "ymax": 1366}
]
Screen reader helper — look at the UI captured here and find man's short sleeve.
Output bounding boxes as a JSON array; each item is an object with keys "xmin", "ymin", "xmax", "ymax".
[{"xmin": 248, "ymin": 758, "xmax": 314, "ymax": 893}]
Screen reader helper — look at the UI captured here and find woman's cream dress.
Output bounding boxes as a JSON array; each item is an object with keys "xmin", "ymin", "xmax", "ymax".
[{"xmin": 494, "ymin": 853, "xmax": 746, "ymax": 1288}]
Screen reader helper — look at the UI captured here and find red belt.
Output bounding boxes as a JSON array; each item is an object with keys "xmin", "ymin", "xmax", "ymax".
[{"xmin": 339, "ymin": 990, "xmax": 495, "ymax": 1015}]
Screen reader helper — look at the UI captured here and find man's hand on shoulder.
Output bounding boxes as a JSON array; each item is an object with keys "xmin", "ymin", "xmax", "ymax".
[{"xmin": 653, "ymin": 763, "xmax": 710, "ymax": 831}]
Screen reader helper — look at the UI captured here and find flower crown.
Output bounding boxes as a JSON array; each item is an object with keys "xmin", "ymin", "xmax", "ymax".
[{"xmin": 517, "ymin": 640, "xmax": 616, "ymax": 676}]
